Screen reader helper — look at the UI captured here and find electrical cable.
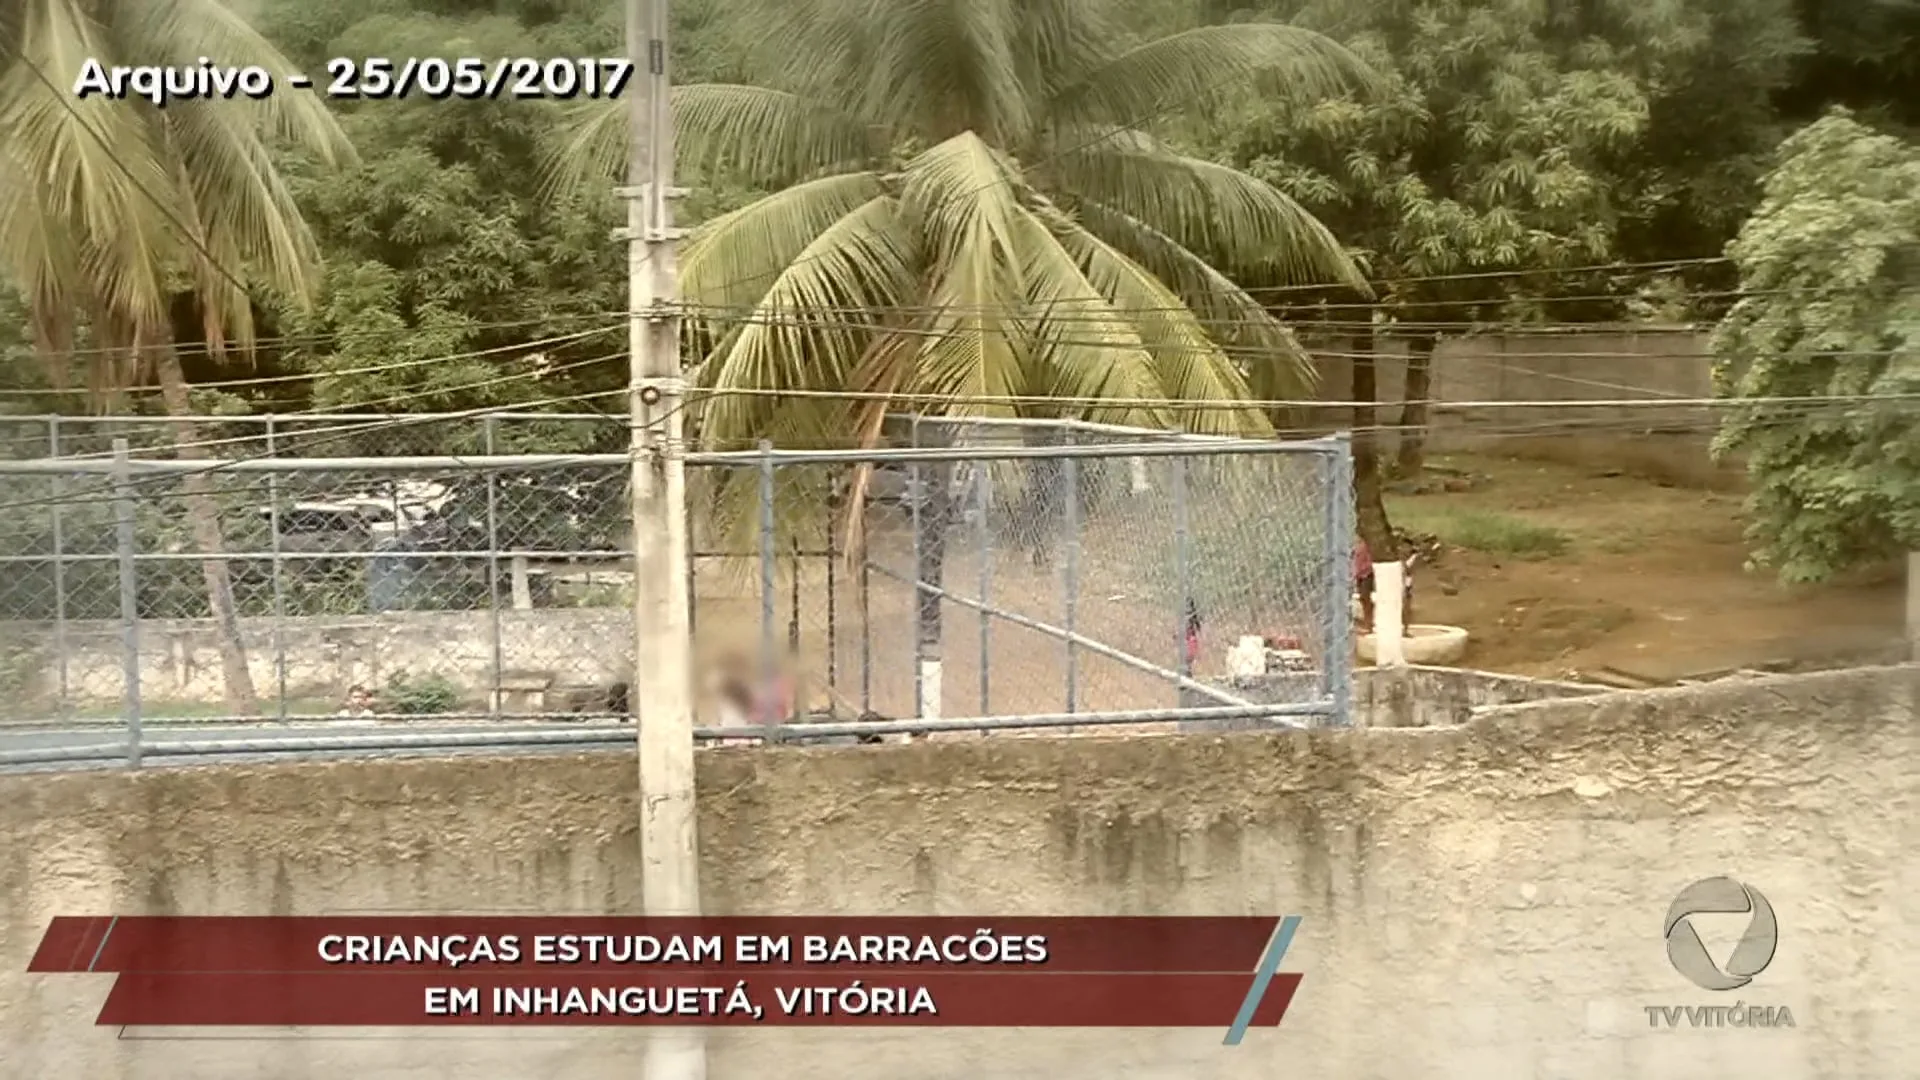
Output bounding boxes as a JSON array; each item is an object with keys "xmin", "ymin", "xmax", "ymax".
[{"xmin": 0, "ymin": 393, "xmax": 1900, "ymax": 521}]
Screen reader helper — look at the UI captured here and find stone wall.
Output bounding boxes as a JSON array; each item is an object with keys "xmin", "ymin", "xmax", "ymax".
[
  {"xmin": 0, "ymin": 609, "xmax": 631, "ymax": 714},
  {"xmin": 4, "ymin": 664, "xmax": 1914, "ymax": 1078}
]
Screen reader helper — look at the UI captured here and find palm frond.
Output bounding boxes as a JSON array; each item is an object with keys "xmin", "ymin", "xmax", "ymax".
[
  {"xmin": 0, "ymin": 2, "xmax": 176, "ymax": 328},
  {"xmin": 749, "ymin": 0, "xmax": 1040, "ymax": 144},
  {"xmin": 1044, "ymin": 133, "xmax": 1366, "ymax": 290},
  {"xmin": 1074, "ymin": 197, "xmax": 1317, "ymax": 403},
  {"xmin": 153, "ymin": 99, "xmax": 328, "ymax": 331},
  {"xmin": 1047, "ymin": 23, "xmax": 1379, "ymax": 131},
  {"xmin": 1035, "ymin": 203, "xmax": 1270, "ymax": 436},
  {"xmin": 0, "ymin": 141, "xmax": 89, "ymax": 384},
  {"xmin": 1008, "ymin": 208, "xmax": 1164, "ymax": 427},
  {"xmin": 901, "ymin": 132, "xmax": 1026, "ymax": 274},
  {"xmin": 541, "ymin": 96, "xmax": 629, "ymax": 201},
  {"xmin": 680, "ymin": 170, "xmax": 888, "ymax": 315},
  {"xmin": 696, "ymin": 195, "xmax": 919, "ymax": 448},
  {"xmin": 131, "ymin": 0, "xmax": 354, "ymax": 166},
  {"xmin": 899, "ymin": 132, "xmax": 1032, "ymax": 410},
  {"xmin": 544, "ymin": 84, "xmax": 875, "ymax": 200},
  {"xmin": 675, "ymin": 84, "xmax": 879, "ymax": 186}
]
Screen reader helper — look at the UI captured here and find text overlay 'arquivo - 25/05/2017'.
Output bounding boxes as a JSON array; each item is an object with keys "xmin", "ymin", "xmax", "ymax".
[{"xmin": 70, "ymin": 57, "xmax": 635, "ymax": 106}]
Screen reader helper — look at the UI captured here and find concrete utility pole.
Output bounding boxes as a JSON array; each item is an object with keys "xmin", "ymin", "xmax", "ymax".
[{"xmin": 625, "ymin": 0, "xmax": 704, "ymax": 1076}]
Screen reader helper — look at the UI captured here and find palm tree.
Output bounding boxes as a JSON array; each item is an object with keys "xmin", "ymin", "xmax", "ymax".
[
  {"xmin": 551, "ymin": 0, "xmax": 1375, "ymax": 460},
  {"xmin": 1, "ymin": 0, "xmax": 351, "ymax": 714}
]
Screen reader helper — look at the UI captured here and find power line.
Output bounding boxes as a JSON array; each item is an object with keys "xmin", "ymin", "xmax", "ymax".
[
  {"xmin": 0, "ymin": 314, "xmax": 629, "ymax": 382},
  {"xmin": 11, "ymin": 351, "xmax": 631, "ymax": 461},
  {"xmin": 0, "ymin": 350, "xmax": 636, "ymax": 516},
  {"xmin": 0, "ymin": 251, "xmax": 1870, "ymax": 389},
  {"xmin": 674, "ymin": 383, "xmax": 1920, "ymax": 414},
  {"xmin": 0, "ymin": 251, "xmax": 1894, "ymax": 401},
  {"xmin": 0, "ymin": 395, "xmax": 1892, "ymax": 520},
  {"xmin": 0, "ymin": 381, "xmax": 634, "ymax": 517}
]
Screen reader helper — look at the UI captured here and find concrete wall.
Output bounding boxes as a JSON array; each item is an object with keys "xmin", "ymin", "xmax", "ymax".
[
  {"xmin": 1191, "ymin": 665, "xmax": 1603, "ymax": 730},
  {"xmin": 1301, "ymin": 327, "xmax": 1741, "ymax": 489},
  {"xmin": 0, "ymin": 608, "xmax": 631, "ymax": 713},
  {"xmin": 1351, "ymin": 664, "xmax": 1603, "ymax": 727},
  {"xmin": 4, "ymin": 665, "xmax": 1917, "ymax": 1079}
]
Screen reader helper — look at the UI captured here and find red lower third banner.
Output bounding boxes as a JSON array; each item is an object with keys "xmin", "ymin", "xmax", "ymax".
[{"xmin": 94, "ymin": 971, "xmax": 1303, "ymax": 1027}]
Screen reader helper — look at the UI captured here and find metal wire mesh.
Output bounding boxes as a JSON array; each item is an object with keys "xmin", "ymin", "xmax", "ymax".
[
  {"xmin": 0, "ymin": 412, "xmax": 1351, "ymax": 739},
  {"xmin": 0, "ymin": 414, "xmax": 633, "ymax": 726},
  {"xmin": 700, "ymin": 416, "xmax": 1353, "ymax": 736}
]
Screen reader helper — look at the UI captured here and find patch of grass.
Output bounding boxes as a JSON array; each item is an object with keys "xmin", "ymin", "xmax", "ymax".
[
  {"xmin": 1591, "ymin": 527, "xmax": 1651, "ymax": 555},
  {"xmin": 1402, "ymin": 509, "xmax": 1572, "ymax": 559}
]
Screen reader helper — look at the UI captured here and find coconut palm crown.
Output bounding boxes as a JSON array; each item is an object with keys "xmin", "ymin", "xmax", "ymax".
[
  {"xmin": 0, "ymin": 0, "xmax": 351, "ymax": 385},
  {"xmin": 553, "ymin": 0, "xmax": 1375, "ymax": 447}
]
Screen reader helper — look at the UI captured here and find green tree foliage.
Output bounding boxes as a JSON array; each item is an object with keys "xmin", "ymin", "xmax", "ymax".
[
  {"xmin": 1198, "ymin": 0, "xmax": 1806, "ymax": 321},
  {"xmin": 251, "ymin": 0, "xmax": 759, "ymax": 451},
  {"xmin": 1778, "ymin": 0, "xmax": 1920, "ymax": 130},
  {"xmin": 1179, "ymin": 0, "xmax": 1805, "ymax": 551},
  {"xmin": 548, "ymin": 0, "xmax": 1379, "ymax": 458},
  {"xmin": 257, "ymin": 0, "xmax": 619, "ymax": 446},
  {"xmin": 0, "ymin": 0, "xmax": 349, "ymax": 375},
  {"xmin": 1710, "ymin": 111, "xmax": 1920, "ymax": 583}
]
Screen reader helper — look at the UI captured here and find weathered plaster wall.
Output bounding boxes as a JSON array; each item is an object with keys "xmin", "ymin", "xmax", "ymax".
[
  {"xmin": 3, "ymin": 665, "xmax": 1915, "ymax": 1079},
  {"xmin": 0, "ymin": 609, "xmax": 629, "ymax": 714},
  {"xmin": 1191, "ymin": 664, "xmax": 1602, "ymax": 730},
  {"xmin": 1352, "ymin": 664, "xmax": 1603, "ymax": 726}
]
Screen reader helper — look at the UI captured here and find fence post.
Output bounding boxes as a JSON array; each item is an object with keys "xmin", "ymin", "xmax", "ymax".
[
  {"xmin": 1063, "ymin": 452, "xmax": 1080, "ymax": 714},
  {"xmin": 825, "ymin": 535, "xmax": 837, "ymax": 704},
  {"xmin": 977, "ymin": 463, "xmax": 991, "ymax": 716},
  {"xmin": 787, "ymin": 537, "xmax": 801, "ymax": 721},
  {"xmin": 757, "ymin": 441, "xmax": 778, "ymax": 735},
  {"xmin": 1172, "ymin": 453, "xmax": 1193, "ymax": 689},
  {"xmin": 266, "ymin": 417, "xmax": 287, "ymax": 721},
  {"xmin": 858, "ymin": 526, "xmax": 872, "ymax": 714},
  {"xmin": 47, "ymin": 415, "xmax": 69, "ymax": 719},
  {"xmin": 910, "ymin": 416, "xmax": 930, "ymax": 719},
  {"xmin": 112, "ymin": 439, "xmax": 142, "ymax": 767},
  {"xmin": 484, "ymin": 417, "xmax": 503, "ymax": 715},
  {"xmin": 1323, "ymin": 436, "xmax": 1354, "ymax": 727}
]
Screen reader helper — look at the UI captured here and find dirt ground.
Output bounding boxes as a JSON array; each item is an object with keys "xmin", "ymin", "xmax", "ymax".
[
  {"xmin": 687, "ymin": 451, "xmax": 1909, "ymax": 727},
  {"xmin": 1386, "ymin": 453, "xmax": 1907, "ymax": 682}
]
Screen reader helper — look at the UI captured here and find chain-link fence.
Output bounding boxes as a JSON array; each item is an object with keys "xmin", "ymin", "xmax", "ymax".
[
  {"xmin": 0, "ymin": 412, "xmax": 1352, "ymax": 745},
  {"xmin": 0, "ymin": 413, "xmax": 636, "ymax": 733},
  {"xmin": 695, "ymin": 416, "xmax": 1353, "ymax": 736}
]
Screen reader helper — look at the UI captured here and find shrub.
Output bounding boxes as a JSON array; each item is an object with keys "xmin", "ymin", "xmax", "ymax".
[{"xmin": 381, "ymin": 670, "xmax": 460, "ymax": 715}]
